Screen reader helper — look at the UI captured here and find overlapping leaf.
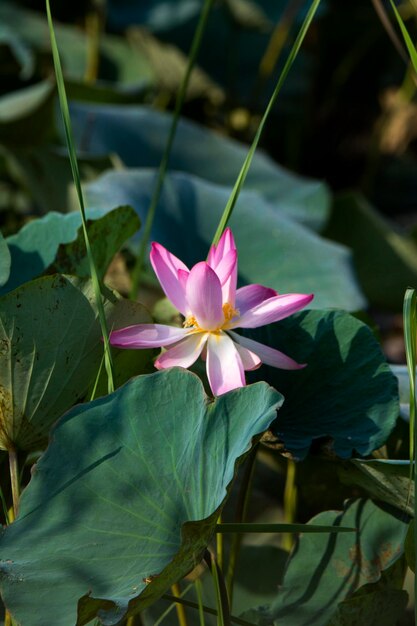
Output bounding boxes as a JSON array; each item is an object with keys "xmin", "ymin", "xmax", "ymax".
[
  {"xmin": 85, "ymin": 169, "xmax": 365, "ymax": 310},
  {"xmin": 2, "ymin": 207, "xmax": 138, "ymax": 295},
  {"xmin": 0, "ymin": 274, "xmax": 150, "ymax": 451},
  {"xmin": 73, "ymin": 102, "xmax": 330, "ymax": 230},
  {"xmin": 339, "ymin": 460, "xmax": 414, "ymax": 517},
  {"xmin": 245, "ymin": 309, "xmax": 399, "ymax": 458},
  {"xmin": 260, "ymin": 499, "xmax": 408, "ymax": 626},
  {"xmin": 0, "ymin": 370, "xmax": 282, "ymax": 626}
]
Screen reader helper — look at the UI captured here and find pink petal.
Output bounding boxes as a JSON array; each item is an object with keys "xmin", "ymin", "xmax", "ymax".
[
  {"xmin": 214, "ymin": 250, "xmax": 237, "ymax": 286},
  {"xmin": 229, "ymin": 331, "xmax": 306, "ymax": 370},
  {"xmin": 155, "ymin": 332, "xmax": 209, "ymax": 369},
  {"xmin": 186, "ymin": 262, "xmax": 224, "ymax": 331},
  {"xmin": 178, "ymin": 269, "xmax": 189, "ymax": 294},
  {"xmin": 237, "ymin": 293, "xmax": 314, "ymax": 329},
  {"xmin": 233, "ymin": 342, "xmax": 262, "ymax": 371},
  {"xmin": 150, "ymin": 242, "xmax": 189, "ymax": 315},
  {"xmin": 110, "ymin": 324, "xmax": 190, "ymax": 348},
  {"xmin": 235, "ymin": 284, "xmax": 278, "ymax": 316},
  {"xmin": 206, "ymin": 332, "xmax": 245, "ymax": 396},
  {"xmin": 207, "ymin": 227, "xmax": 236, "ymax": 267}
]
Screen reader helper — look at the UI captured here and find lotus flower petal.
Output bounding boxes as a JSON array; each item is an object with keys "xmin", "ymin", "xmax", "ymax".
[
  {"xmin": 110, "ymin": 324, "xmax": 190, "ymax": 348},
  {"xmin": 206, "ymin": 332, "xmax": 245, "ymax": 395},
  {"xmin": 150, "ymin": 242, "xmax": 189, "ymax": 315},
  {"xmin": 186, "ymin": 262, "xmax": 224, "ymax": 331},
  {"xmin": 229, "ymin": 331, "xmax": 305, "ymax": 370},
  {"xmin": 155, "ymin": 332, "xmax": 209, "ymax": 369},
  {"xmin": 237, "ymin": 293, "xmax": 314, "ymax": 329}
]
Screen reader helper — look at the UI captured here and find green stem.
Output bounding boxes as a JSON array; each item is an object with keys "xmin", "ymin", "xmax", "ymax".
[
  {"xmin": 154, "ymin": 583, "xmax": 194, "ymax": 626},
  {"xmin": 211, "ymin": 0, "xmax": 322, "ymax": 246},
  {"xmin": 171, "ymin": 582, "xmax": 188, "ymax": 626},
  {"xmin": 283, "ymin": 458, "xmax": 297, "ymax": 551},
  {"xmin": 161, "ymin": 594, "xmax": 254, "ymax": 626},
  {"xmin": 204, "ymin": 550, "xmax": 230, "ymax": 626},
  {"xmin": 194, "ymin": 578, "xmax": 206, "ymax": 626},
  {"xmin": 130, "ymin": 0, "xmax": 214, "ymax": 299},
  {"xmin": 226, "ymin": 446, "xmax": 258, "ymax": 606},
  {"xmin": 46, "ymin": 0, "xmax": 114, "ymax": 394},
  {"xmin": 8, "ymin": 447, "xmax": 19, "ymax": 521}
]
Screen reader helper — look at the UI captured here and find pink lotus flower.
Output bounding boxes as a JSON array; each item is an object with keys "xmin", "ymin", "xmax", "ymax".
[{"xmin": 110, "ymin": 229, "xmax": 313, "ymax": 396}]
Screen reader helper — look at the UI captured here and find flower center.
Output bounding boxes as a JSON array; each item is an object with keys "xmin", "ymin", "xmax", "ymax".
[
  {"xmin": 222, "ymin": 302, "xmax": 239, "ymax": 322},
  {"xmin": 183, "ymin": 302, "xmax": 239, "ymax": 332},
  {"xmin": 183, "ymin": 315, "xmax": 198, "ymax": 329}
]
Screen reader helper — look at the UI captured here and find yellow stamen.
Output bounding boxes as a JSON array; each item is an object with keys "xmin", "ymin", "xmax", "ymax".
[
  {"xmin": 183, "ymin": 303, "xmax": 239, "ymax": 332},
  {"xmin": 183, "ymin": 315, "xmax": 198, "ymax": 328},
  {"xmin": 223, "ymin": 302, "xmax": 239, "ymax": 322}
]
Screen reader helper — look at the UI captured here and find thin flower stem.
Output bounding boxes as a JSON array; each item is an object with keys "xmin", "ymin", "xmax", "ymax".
[
  {"xmin": 226, "ymin": 446, "xmax": 258, "ymax": 606},
  {"xmin": 154, "ymin": 583, "xmax": 194, "ymax": 626},
  {"xmin": 216, "ymin": 513, "xmax": 223, "ymax": 570},
  {"xmin": 194, "ymin": 578, "xmax": 206, "ymax": 626},
  {"xmin": 161, "ymin": 594, "xmax": 254, "ymax": 626},
  {"xmin": 204, "ymin": 550, "xmax": 230, "ymax": 626},
  {"xmin": 171, "ymin": 583, "xmax": 188, "ymax": 626},
  {"xmin": 45, "ymin": 0, "xmax": 114, "ymax": 394},
  {"xmin": 85, "ymin": 9, "xmax": 102, "ymax": 83},
  {"xmin": 283, "ymin": 459, "xmax": 297, "ymax": 551},
  {"xmin": 211, "ymin": 0, "xmax": 322, "ymax": 246},
  {"xmin": 130, "ymin": 0, "xmax": 215, "ymax": 299},
  {"xmin": 8, "ymin": 447, "xmax": 19, "ymax": 521}
]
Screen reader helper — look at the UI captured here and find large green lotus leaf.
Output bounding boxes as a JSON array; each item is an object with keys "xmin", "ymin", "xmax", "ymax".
[
  {"xmin": 1, "ymin": 207, "xmax": 124, "ymax": 295},
  {"xmin": 0, "ymin": 370, "xmax": 282, "ymax": 626},
  {"xmin": 0, "ymin": 231, "xmax": 10, "ymax": 287},
  {"xmin": 0, "ymin": 274, "xmax": 149, "ymax": 451},
  {"xmin": 72, "ymin": 102, "xmax": 330, "ymax": 231},
  {"xmin": 85, "ymin": 170, "xmax": 365, "ymax": 311},
  {"xmin": 324, "ymin": 192, "xmax": 417, "ymax": 311},
  {"xmin": 339, "ymin": 460, "xmax": 413, "ymax": 517},
  {"xmin": 244, "ymin": 309, "xmax": 398, "ymax": 459},
  {"xmin": 259, "ymin": 499, "xmax": 408, "ymax": 626}
]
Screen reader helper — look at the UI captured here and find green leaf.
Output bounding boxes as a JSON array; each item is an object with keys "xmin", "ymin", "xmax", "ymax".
[
  {"xmin": 45, "ymin": 205, "xmax": 140, "ymax": 279},
  {"xmin": 72, "ymin": 103, "xmax": 330, "ymax": 232},
  {"xmin": 327, "ymin": 575, "xmax": 408, "ymax": 626},
  {"xmin": 245, "ymin": 309, "xmax": 399, "ymax": 459},
  {"xmin": 0, "ymin": 370, "xmax": 282, "ymax": 626},
  {"xmin": 324, "ymin": 191, "xmax": 417, "ymax": 310},
  {"xmin": 0, "ymin": 2, "xmax": 153, "ymax": 89},
  {"xmin": 85, "ymin": 170, "xmax": 365, "ymax": 311},
  {"xmin": 338, "ymin": 459, "xmax": 414, "ymax": 517},
  {"xmin": 2, "ymin": 209, "xmax": 107, "ymax": 294},
  {"xmin": 0, "ymin": 274, "xmax": 137, "ymax": 451},
  {"xmin": 0, "ymin": 230, "xmax": 10, "ymax": 287},
  {"xmin": 0, "ymin": 79, "xmax": 56, "ymax": 146},
  {"xmin": 389, "ymin": 0, "xmax": 417, "ymax": 75},
  {"xmin": 262, "ymin": 499, "xmax": 409, "ymax": 626}
]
